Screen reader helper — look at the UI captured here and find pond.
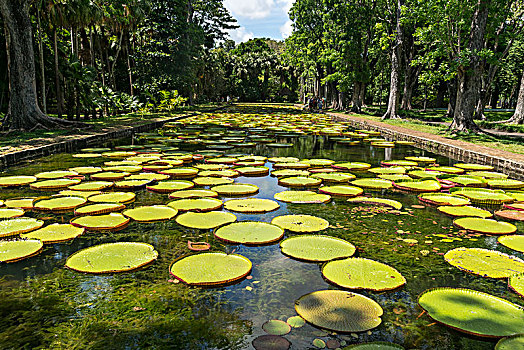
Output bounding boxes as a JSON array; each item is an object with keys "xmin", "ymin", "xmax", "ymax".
[{"xmin": 0, "ymin": 105, "xmax": 522, "ymax": 350}]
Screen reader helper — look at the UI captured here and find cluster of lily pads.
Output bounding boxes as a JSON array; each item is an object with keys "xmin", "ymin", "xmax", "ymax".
[{"xmin": 0, "ymin": 108, "xmax": 523, "ymax": 349}]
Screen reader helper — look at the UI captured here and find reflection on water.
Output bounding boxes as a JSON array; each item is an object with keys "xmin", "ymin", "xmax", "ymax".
[{"xmin": 0, "ymin": 112, "xmax": 522, "ymax": 349}]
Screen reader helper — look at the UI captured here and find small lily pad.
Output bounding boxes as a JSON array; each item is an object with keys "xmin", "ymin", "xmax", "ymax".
[
  {"xmin": 286, "ymin": 316, "xmax": 305, "ymax": 328},
  {"xmin": 262, "ymin": 320, "xmax": 291, "ymax": 336},
  {"xmin": 252, "ymin": 335, "xmax": 291, "ymax": 350}
]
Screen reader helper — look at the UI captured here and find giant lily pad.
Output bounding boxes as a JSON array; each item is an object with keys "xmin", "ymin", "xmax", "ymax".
[
  {"xmin": 168, "ymin": 189, "xmax": 219, "ymax": 199},
  {"xmin": 0, "ymin": 175, "xmax": 37, "ymax": 187},
  {"xmin": 3, "ymin": 198, "xmax": 35, "ymax": 209},
  {"xmin": 235, "ymin": 167, "xmax": 269, "ymax": 176},
  {"xmin": 418, "ymin": 288, "xmax": 524, "ymax": 337},
  {"xmin": 223, "ymin": 198, "xmax": 279, "ymax": 213},
  {"xmin": 66, "ymin": 242, "xmax": 158, "ymax": 273},
  {"xmin": 405, "ymin": 156, "xmax": 436, "ymax": 163},
  {"xmin": 418, "ymin": 193, "xmax": 470, "ymax": 206},
  {"xmin": 509, "ymin": 273, "xmax": 524, "ymax": 298},
  {"xmin": 368, "ymin": 167, "xmax": 406, "ymax": 175},
  {"xmin": 444, "ymin": 247, "xmax": 524, "ymax": 278},
  {"xmin": 279, "ymin": 176, "xmax": 322, "ymax": 187},
  {"xmin": 0, "ymin": 218, "xmax": 44, "ymax": 237},
  {"xmin": 451, "ymin": 188, "xmax": 514, "ymax": 205},
  {"xmin": 454, "ymin": 163, "xmax": 493, "ymax": 171},
  {"xmin": 393, "ymin": 179, "xmax": 441, "ymax": 192},
  {"xmin": 167, "ymin": 198, "xmax": 223, "ymax": 212},
  {"xmin": 123, "ymin": 206, "xmax": 177, "ymax": 222},
  {"xmin": 35, "ymin": 170, "xmax": 78, "ymax": 179},
  {"xmin": 495, "ymin": 334, "xmax": 524, "ymax": 350},
  {"xmin": 271, "ymin": 169, "xmax": 311, "ymax": 177},
  {"xmin": 427, "ymin": 166, "xmax": 464, "ymax": 174},
  {"xmin": 381, "ymin": 160, "xmax": 418, "ymax": 167},
  {"xmin": 319, "ymin": 185, "xmax": 363, "ymax": 197},
  {"xmin": 169, "ymin": 252, "xmax": 251, "ymax": 286},
  {"xmin": 160, "ymin": 167, "xmax": 199, "ymax": 178},
  {"xmin": 211, "ymin": 183, "xmax": 259, "ymax": 196},
  {"xmin": 495, "ymin": 210, "xmax": 524, "ymax": 221},
  {"xmin": 351, "ymin": 178, "xmax": 392, "ymax": 190},
  {"xmin": 69, "ymin": 166, "xmax": 102, "ymax": 175},
  {"xmin": 127, "ymin": 173, "xmax": 170, "ymax": 181},
  {"xmin": 295, "ymin": 290, "xmax": 383, "ymax": 333},
  {"xmin": 21, "ymin": 223, "xmax": 84, "ymax": 243},
  {"xmin": 311, "ymin": 173, "xmax": 355, "ymax": 183},
  {"xmin": 347, "ymin": 197, "xmax": 402, "ymax": 210},
  {"xmin": 332, "ymin": 162, "xmax": 371, "ymax": 171},
  {"xmin": 468, "ymin": 171, "xmax": 508, "ymax": 179},
  {"xmin": 498, "ymin": 235, "xmax": 524, "ymax": 253},
  {"xmin": 280, "ymin": 235, "xmax": 355, "ymax": 262},
  {"xmin": 88, "ymin": 192, "xmax": 136, "ymax": 204},
  {"xmin": 147, "ymin": 180, "xmax": 194, "ymax": 193},
  {"xmin": 70, "ymin": 213, "xmax": 130, "ymax": 231},
  {"xmin": 488, "ymin": 179, "xmax": 524, "ymax": 189},
  {"xmin": 193, "ymin": 177, "xmax": 233, "ymax": 186},
  {"xmin": 271, "ymin": 214, "xmax": 329, "ymax": 233},
  {"xmin": 322, "ymin": 257, "xmax": 406, "ymax": 291},
  {"xmin": 34, "ymin": 196, "xmax": 87, "ymax": 212},
  {"xmin": 446, "ymin": 175, "xmax": 486, "ymax": 187},
  {"xmin": 454, "ymin": 217, "xmax": 516, "ymax": 235},
  {"xmin": 214, "ymin": 221, "xmax": 284, "ymax": 245},
  {"xmin": 0, "ymin": 208, "xmax": 25, "ymax": 219},
  {"xmin": 199, "ymin": 169, "xmax": 240, "ymax": 178},
  {"xmin": 175, "ymin": 211, "xmax": 236, "ymax": 229},
  {"xmin": 74, "ymin": 203, "xmax": 125, "ymax": 216},
  {"xmin": 274, "ymin": 190, "xmax": 331, "ymax": 203},
  {"xmin": 0, "ymin": 240, "xmax": 43, "ymax": 263},
  {"xmin": 69, "ymin": 181, "xmax": 113, "ymax": 191},
  {"xmin": 114, "ymin": 179, "xmax": 152, "ymax": 189},
  {"xmin": 437, "ymin": 206, "xmax": 492, "ymax": 218},
  {"xmin": 91, "ymin": 171, "xmax": 130, "ymax": 181},
  {"xmin": 30, "ymin": 178, "xmax": 81, "ymax": 190}
]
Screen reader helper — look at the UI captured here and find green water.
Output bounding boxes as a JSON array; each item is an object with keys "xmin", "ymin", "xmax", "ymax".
[{"xmin": 0, "ymin": 113, "xmax": 522, "ymax": 349}]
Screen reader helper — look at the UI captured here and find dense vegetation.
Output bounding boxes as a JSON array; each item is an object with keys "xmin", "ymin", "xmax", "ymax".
[{"xmin": 0, "ymin": 0, "xmax": 523, "ymax": 131}]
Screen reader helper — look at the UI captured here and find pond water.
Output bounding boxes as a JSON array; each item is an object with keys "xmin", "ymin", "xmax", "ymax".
[{"xmin": 0, "ymin": 105, "xmax": 522, "ymax": 349}]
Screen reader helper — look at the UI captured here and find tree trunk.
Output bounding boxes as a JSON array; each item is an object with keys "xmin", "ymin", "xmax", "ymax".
[
  {"xmin": 351, "ymin": 82, "xmax": 364, "ymax": 113},
  {"xmin": 0, "ymin": 0, "xmax": 81, "ymax": 130},
  {"xmin": 53, "ymin": 29, "xmax": 63, "ymax": 118},
  {"xmin": 36, "ymin": 9, "xmax": 46, "ymax": 113},
  {"xmin": 506, "ymin": 69, "xmax": 524, "ymax": 123},
  {"xmin": 450, "ymin": 0, "xmax": 490, "ymax": 132},
  {"xmin": 435, "ymin": 80, "xmax": 447, "ymax": 108},
  {"xmin": 382, "ymin": 0, "xmax": 403, "ymax": 120}
]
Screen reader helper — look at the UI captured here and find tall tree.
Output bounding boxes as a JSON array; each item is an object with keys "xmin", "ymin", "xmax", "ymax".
[{"xmin": 0, "ymin": 0, "xmax": 78, "ymax": 129}]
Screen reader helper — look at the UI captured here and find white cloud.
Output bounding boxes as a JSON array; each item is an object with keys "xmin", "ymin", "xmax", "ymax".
[
  {"xmin": 278, "ymin": 0, "xmax": 294, "ymax": 14},
  {"xmin": 224, "ymin": 0, "xmax": 275, "ymax": 19},
  {"xmin": 280, "ymin": 19, "xmax": 293, "ymax": 39},
  {"xmin": 228, "ymin": 26, "xmax": 255, "ymax": 43}
]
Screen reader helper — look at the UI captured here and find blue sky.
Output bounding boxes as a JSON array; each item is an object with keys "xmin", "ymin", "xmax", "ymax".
[{"xmin": 224, "ymin": 0, "xmax": 294, "ymax": 43}]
